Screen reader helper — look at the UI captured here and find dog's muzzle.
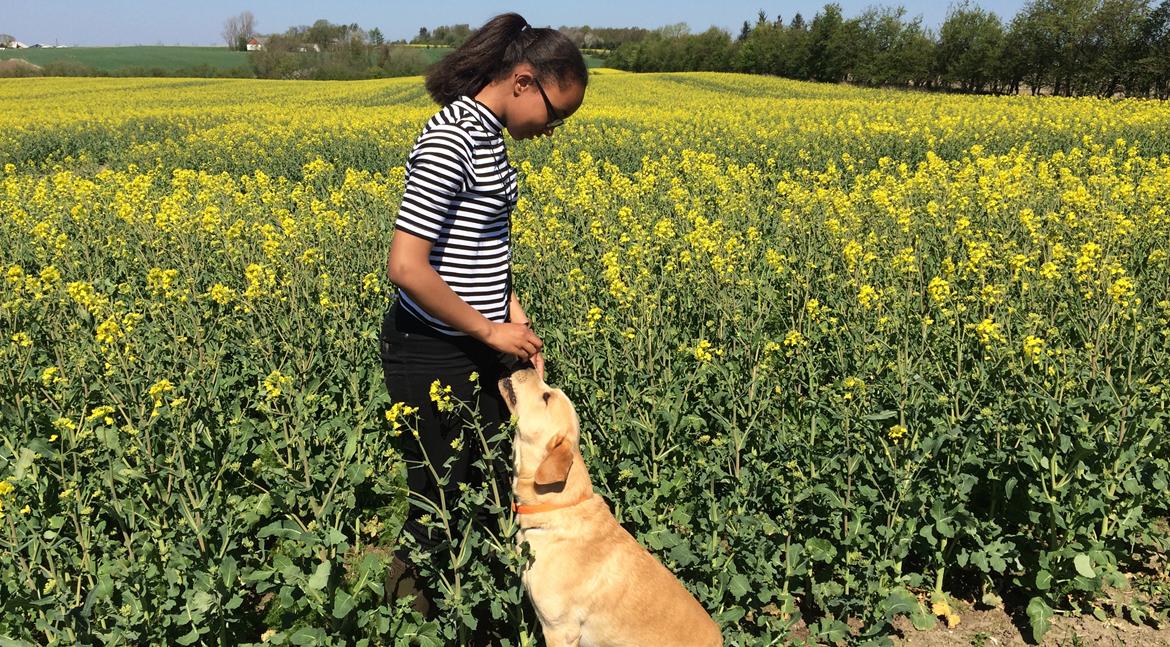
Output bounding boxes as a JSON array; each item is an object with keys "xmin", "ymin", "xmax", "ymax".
[{"xmin": 501, "ymin": 376, "xmax": 517, "ymax": 407}]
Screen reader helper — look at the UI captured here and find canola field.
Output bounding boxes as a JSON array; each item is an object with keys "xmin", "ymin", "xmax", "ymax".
[{"xmin": 2, "ymin": 73, "xmax": 1170, "ymax": 645}]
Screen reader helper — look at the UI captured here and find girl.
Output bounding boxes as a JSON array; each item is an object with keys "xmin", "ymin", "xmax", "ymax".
[{"xmin": 379, "ymin": 12, "xmax": 588, "ymax": 620}]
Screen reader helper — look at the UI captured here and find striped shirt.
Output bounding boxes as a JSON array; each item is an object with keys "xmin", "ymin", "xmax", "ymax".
[{"xmin": 394, "ymin": 95, "xmax": 519, "ymax": 336}]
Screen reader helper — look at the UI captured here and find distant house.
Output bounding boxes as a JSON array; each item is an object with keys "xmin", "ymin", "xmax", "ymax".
[
  {"xmin": 246, "ymin": 37, "xmax": 265, "ymax": 51},
  {"xmin": 9, "ymin": 41, "xmax": 28, "ymax": 49},
  {"xmin": 296, "ymin": 43, "xmax": 321, "ymax": 53}
]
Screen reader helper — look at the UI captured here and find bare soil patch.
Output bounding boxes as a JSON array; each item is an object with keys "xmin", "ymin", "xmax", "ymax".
[{"xmin": 892, "ymin": 604, "xmax": 1170, "ymax": 646}]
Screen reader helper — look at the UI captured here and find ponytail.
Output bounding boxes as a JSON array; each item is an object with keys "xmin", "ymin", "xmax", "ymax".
[{"xmin": 425, "ymin": 12, "xmax": 588, "ymax": 105}]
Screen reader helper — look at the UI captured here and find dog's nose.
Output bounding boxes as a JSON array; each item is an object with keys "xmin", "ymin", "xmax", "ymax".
[
  {"xmin": 502, "ymin": 356, "xmax": 535, "ymax": 376},
  {"xmin": 500, "ymin": 363, "xmax": 535, "ymax": 383}
]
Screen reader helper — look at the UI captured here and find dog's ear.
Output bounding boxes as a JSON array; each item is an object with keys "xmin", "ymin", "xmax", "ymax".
[{"xmin": 534, "ymin": 434, "xmax": 573, "ymax": 486}]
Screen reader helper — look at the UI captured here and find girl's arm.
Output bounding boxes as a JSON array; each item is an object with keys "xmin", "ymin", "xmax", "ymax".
[
  {"xmin": 508, "ymin": 290, "xmax": 544, "ymax": 379},
  {"xmin": 387, "ymin": 230, "xmax": 542, "ymax": 360},
  {"xmin": 508, "ymin": 290, "xmax": 530, "ymax": 326}
]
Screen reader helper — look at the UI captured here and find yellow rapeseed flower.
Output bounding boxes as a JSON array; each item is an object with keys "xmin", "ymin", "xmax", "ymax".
[
  {"xmin": 887, "ymin": 424, "xmax": 908, "ymax": 441},
  {"xmin": 262, "ymin": 370, "xmax": 292, "ymax": 399},
  {"xmin": 927, "ymin": 277, "xmax": 951, "ymax": 305},
  {"xmin": 208, "ymin": 283, "xmax": 235, "ymax": 305},
  {"xmin": 429, "ymin": 380, "xmax": 454, "ymax": 412},
  {"xmin": 1023, "ymin": 335, "xmax": 1046, "ymax": 363}
]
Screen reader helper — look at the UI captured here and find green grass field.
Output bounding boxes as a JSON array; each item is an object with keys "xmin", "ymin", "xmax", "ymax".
[{"xmin": 0, "ymin": 46, "xmax": 251, "ymax": 72}]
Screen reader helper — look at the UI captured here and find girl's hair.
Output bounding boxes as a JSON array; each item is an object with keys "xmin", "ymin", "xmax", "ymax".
[{"xmin": 425, "ymin": 13, "xmax": 588, "ymax": 105}]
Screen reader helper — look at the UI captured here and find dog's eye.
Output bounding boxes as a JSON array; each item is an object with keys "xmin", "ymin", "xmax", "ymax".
[{"xmin": 542, "ymin": 392, "xmax": 551, "ymax": 404}]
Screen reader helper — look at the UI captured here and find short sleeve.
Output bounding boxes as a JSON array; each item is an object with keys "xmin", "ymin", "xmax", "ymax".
[{"xmin": 394, "ymin": 124, "xmax": 476, "ymax": 242}]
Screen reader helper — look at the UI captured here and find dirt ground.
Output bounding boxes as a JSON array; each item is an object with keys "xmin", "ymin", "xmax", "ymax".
[{"xmin": 891, "ymin": 606, "xmax": 1170, "ymax": 647}]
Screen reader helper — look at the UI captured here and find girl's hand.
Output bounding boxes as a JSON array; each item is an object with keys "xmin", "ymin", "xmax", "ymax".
[{"xmin": 484, "ymin": 322, "xmax": 543, "ymax": 360}]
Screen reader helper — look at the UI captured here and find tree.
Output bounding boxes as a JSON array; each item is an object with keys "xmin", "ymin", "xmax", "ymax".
[
  {"xmin": 785, "ymin": 13, "xmax": 812, "ymax": 78},
  {"xmin": 307, "ymin": 19, "xmax": 336, "ymax": 50},
  {"xmin": 867, "ymin": 10, "xmax": 934, "ymax": 87},
  {"xmin": 369, "ymin": 27, "xmax": 385, "ymax": 46},
  {"xmin": 806, "ymin": 4, "xmax": 852, "ymax": 82},
  {"xmin": 739, "ymin": 20, "xmax": 752, "ymax": 42},
  {"xmin": 1085, "ymin": 0, "xmax": 1150, "ymax": 96},
  {"xmin": 410, "ymin": 23, "xmax": 472, "ymax": 46},
  {"xmin": 222, "ymin": 11, "xmax": 257, "ymax": 50},
  {"xmin": 936, "ymin": 2, "xmax": 1006, "ymax": 92},
  {"xmin": 1137, "ymin": 0, "xmax": 1170, "ymax": 96},
  {"xmin": 658, "ymin": 23, "xmax": 691, "ymax": 39},
  {"xmin": 1005, "ymin": 4, "xmax": 1058, "ymax": 94},
  {"xmin": 1022, "ymin": 0, "xmax": 1101, "ymax": 96}
]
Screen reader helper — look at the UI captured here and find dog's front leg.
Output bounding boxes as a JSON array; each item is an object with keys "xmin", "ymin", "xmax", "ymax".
[{"xmin": 541, "ymin": 626, "xmax": 581, "ymax": 647}]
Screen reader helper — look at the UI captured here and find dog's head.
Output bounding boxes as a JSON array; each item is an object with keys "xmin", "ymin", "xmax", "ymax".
[{"xmin": 498, "ymin": 367, "xmax": 580, "ymax": 488}]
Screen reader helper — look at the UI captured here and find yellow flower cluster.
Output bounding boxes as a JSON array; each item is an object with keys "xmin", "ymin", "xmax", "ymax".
[
  {"xmin": 683, "ymin": 339, "xmax": 724, "ymax": 363},
  {"xmin": 0, "ymin": 480, "xmax": 13, "ymax": 520},
  {"xmin": 887, "ymin": 425, "xmax": 908, "ymax": 442},
  {"xmin": 262, "ymin": 370, "xmax": 292, "ymax": 400},
  {"xmin": 385, "ymin": 401, "xmax": 420, "ymax": 437},
  {"xmin": 429, "ymin": 380, "xmax": 454, "ymax": 413}
]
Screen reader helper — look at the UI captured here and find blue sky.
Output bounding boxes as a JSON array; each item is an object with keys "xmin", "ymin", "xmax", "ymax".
[{"xmin": 4, "ymin": 0, "xmax": 1031, "ymax": 47}]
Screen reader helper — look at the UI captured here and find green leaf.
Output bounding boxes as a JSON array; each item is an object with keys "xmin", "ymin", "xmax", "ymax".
[
  {"xmin": 880, "ymin": 586, "xmax": 919, "ymax": 619},
  {"xmin": 308, "ymin": 561, "xmax": 331, "ymax": 591},
  {"xmin": 1036, "ymin": 569, "xmax": 1053, "ymax": 591},
  {"xmin": 332, "ymin": 588, "xmax": 355, "ymax": 619},
  {"xmin": 805, "ymin": 537, "xmax": 837, "ymax": 563},
  {"xmin": 1074, "ymin": 554, "xmax": 1096, "ymax": 579},
  {"xmin": 728, "ymin": 573, "xmax": 750, "ymax": 600},
  {"xmin": 814, "ymin": 619, "xmax": 852, "ymax": 642},
  {"xmin": 221, "ymin": 556, "xmax": 238, "ymax": 588},
  {"xmin": 175, "ymin": 626, "xmax": 202, "ymax": 646},
  {"xmin": 910, "ymin": 603, "xmax": 937, "ymax": 631},
  {"xmin": 289, "ymin": 627, "xmax": 326, "ymax": 645},
  {"xmin": 343, "ymin": 425, "xmax": 359, "ymax": 461},
  {"xmin": 716, "ymin": 606, "xmax": 747, "ymax": 624},
  {"xmin": 1026, "ymin": 596, "xmax": 1054, "ymax": 642},
  {"xmin": 188, "ymin": 590, "xmax": 214, "ymax": 615},
  {"xmin": 981, "ymin": 591, "xmax": 1004, "ymax": 609}
]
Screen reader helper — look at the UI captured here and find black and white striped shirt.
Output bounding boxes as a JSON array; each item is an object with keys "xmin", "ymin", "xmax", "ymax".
[{"xmin": 394, "ymin": 95, "xmax": 519, "ymax": 336}]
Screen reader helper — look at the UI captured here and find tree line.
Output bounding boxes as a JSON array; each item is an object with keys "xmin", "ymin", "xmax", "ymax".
[
  {"xmin": 242, "ymin": 18, "xmax": 431, "ymax": 80},
  {"xmin": 410, "ymin": 23, "xmax": 651, "ymax": 50},
  {"xmin": 243, "ymin": 18, "xmax": 655, "ymax": 80},
  {"xmin": 606, "ymin": 0, "xmax": 1170, "ymax": 99}
]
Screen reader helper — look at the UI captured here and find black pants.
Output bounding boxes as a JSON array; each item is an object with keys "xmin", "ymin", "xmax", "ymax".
[{"xmin": 379, "ymin": 301, "xmax": 515, "ymax": 556}]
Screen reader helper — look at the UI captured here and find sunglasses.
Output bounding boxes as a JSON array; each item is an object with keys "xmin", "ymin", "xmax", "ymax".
[{"xmin": 530, "ymin": 75, "xmax": 567, "ymax": 130}]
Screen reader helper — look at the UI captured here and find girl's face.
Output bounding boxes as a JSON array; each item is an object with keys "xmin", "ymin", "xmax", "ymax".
[{"xmin": 505, "ymin": 65, "xmax": 585, "ymax": 140}]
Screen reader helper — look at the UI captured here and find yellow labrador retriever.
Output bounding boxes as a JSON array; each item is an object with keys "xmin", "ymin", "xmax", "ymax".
[{"xmin": 499, "ymin": 367, "xmax": 723, "ymax": 647}]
